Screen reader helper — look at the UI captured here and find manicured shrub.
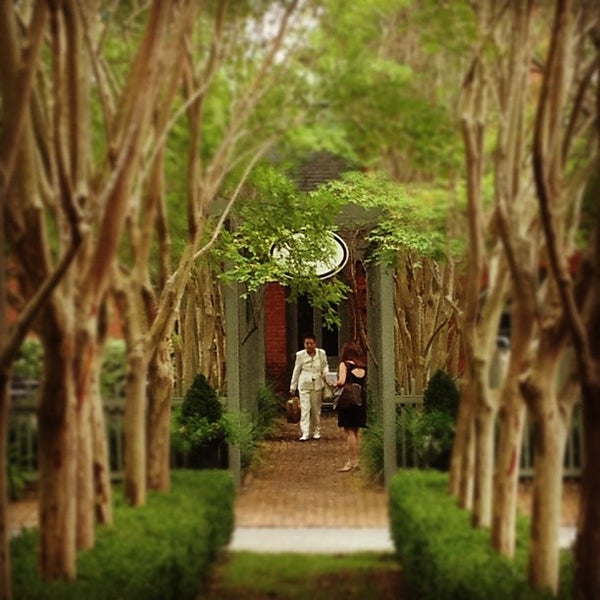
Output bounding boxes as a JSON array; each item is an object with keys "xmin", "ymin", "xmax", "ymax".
[
  {"xmin": 172, "ymin": 374, "xmax": 229, "ymax": 468},
  {"xmin": 11, "ymin": 470, "xmax": 235, "ymax": 600},
  {"xmin": 423, "ymin": 369, "xmax": 460, "ymax": 417},
  {"xmin": 403, "ymin": 370, "xmax": 459, "ymax": 470},
  {"xmin": 388, "ymin": 470, "xmax": 574, "ymax": 599}
]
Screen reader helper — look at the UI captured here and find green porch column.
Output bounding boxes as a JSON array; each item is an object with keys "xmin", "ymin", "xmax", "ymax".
[
  {"xmin": 224, "ymin": 281, "xmax": 265, "ymax": 487},
  {"xmin": 367, "ymin": 261, "xmax": 397, "ymax": 486}
]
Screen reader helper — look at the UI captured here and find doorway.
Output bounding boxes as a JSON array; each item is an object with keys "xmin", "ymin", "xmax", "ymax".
[{"xmin": 289, "ymin": 293, "xmax": 348, "ymax": 372}]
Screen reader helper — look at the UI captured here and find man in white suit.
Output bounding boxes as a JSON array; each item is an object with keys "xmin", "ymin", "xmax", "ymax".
[{"xmin": 289, "ymin": 333, "xmax": 329, "ymax": 441}]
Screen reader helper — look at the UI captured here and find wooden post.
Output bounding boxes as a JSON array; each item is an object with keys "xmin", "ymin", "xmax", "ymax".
[
  {"xmin": 367, "ymin": 261, "xmax": 397, "ymax": 486},
  {"xmin": 224, "ymin": 281, "xmax": 265, "ymax": 488}
]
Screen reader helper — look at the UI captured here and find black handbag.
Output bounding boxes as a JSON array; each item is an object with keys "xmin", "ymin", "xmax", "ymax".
[{"xmin": 334, "ymin": 383, "xmax": 362, "ymax": 409}]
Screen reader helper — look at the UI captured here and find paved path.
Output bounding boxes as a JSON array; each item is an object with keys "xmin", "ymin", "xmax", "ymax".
[{"xmin": 229, "ymin": 411, "xmax": 393, "ymax": 552}]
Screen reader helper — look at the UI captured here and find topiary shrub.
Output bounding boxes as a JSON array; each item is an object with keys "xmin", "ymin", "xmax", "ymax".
[
  {"xmin": 171, "ymin": 374, "xmax": 229, "ymax": 468},
  {"xmin": 404, "ymin": 370, "xmax": 460, "ymax": 470},
  {"xmin": 423, "ymin": 369, "xmax": 460, "ymax": 417},
  {"xmin": 181, "ymin": 373, "xmax": 223, "ymax": 422}
]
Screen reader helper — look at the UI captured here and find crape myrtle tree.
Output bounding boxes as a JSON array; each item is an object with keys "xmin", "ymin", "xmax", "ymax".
[
  {"xmin": 0, "ymin": 4, "xmax": 85, "ymax": 597},
  {"xmin": 530, "ymin": 1, "xmax": 600, "ymax": 596},
  {"xmin": 0, "ymin": 0, "xmax": 207, "ymax": 583},
  {"xmin": 0, "ymin": 0, "xmax": 323, "ymax": 586},
  {"xmin": 450, "ymin": 0, "xmax": 598, "ymax": 595},
  {"xmin": 451, "ymin": 2, "xmax": 513, "ymax": 531}
]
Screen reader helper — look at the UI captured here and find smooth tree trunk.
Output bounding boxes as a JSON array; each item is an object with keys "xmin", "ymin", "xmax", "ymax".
[
  {"xmin": 73, "ymin": 322, "xmax": 102, "ymax": 550},
  {"xmin": 90, "ymin": 371, "xmax": 112, "ymax": 525},
  {"xmin": 527, "ymin": 408, "xmax": 567, "ymax": 595},
  {"xmin": 147, "ymin": 338, "xmax": 174, "ymax": 492},
  {"xmin": 75, "ymin": 368, "xmax": 94, "ymax": 551},
  {"xmin": 491, "ymin": 374, "xmax": 526, "ymax": 557},
  {"xmin": 471, "ymin": 252, "xmax": 508, "ymax": 528},
  {"xmin": 37, "ymin": 323, "xmax": 78, "ymax": 579},
  {"xmin": 521, "ymin": 335, "xmax": 574, "ymax": 594},
  {"xmin": 179, "ymin": 262, "xmax": 226, "ymax": 393},
  {"xmin": 114, "ymin": 277, "xmax": 150, "ymax": 506},
  {"xmin": 491, "ymin": 270, "xmax": 538, "ymax": 556},
  {"xmin": 123, "ymin": 345, "xmax": 150, "ymax": 506},
  {"xmin": 452, "ymin": 379, "xmax": 475, "ymax": 508},
  {"xmin": 84, "ymin": 315, "xmax": 113, "ymax": 525},
  {"xmin": 488, "ymin": 0, "xmax": 538, "ymax": 559},
  {"xmin": 472, "ymin": 381, "xmax": 496, "ymax": 528}
]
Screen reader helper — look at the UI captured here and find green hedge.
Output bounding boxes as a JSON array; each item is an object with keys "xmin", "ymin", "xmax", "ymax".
[
  {"xmin": 11, "ymin": 470, "xmax": 235, "ymax": 600},
  {"xmin": 388, "ymin": 470, "xmax": 574, "ymax": 600}
]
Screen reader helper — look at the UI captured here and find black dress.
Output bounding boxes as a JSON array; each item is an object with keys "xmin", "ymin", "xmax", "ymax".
[{"xmin": 337, "ymin": 361, "xmax": 367, "ymax": 429}]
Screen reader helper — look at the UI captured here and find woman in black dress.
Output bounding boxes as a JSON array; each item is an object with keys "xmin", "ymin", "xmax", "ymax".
[{"xmin": 335, "ymin": 341, "xmax": 367, "ymax": 472}]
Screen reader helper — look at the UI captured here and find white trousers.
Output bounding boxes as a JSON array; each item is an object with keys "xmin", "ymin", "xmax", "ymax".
[{"xmin": 299, "ymin": 389, "xmax": 322, "ymax": 438}]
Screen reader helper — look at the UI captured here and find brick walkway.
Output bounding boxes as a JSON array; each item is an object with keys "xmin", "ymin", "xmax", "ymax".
[{"xmin": 235, "ymin": 411, "xmax": 388, "ymax": 528}]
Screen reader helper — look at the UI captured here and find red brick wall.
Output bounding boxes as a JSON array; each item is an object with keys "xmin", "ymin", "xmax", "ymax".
[{"xmin": 264, "ymin": 282, "xmax": 288, "ymax": 395}]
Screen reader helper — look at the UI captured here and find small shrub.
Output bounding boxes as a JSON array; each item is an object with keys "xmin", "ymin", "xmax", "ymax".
[
  {"xmin": 181, "ymin": 373, "xmax": 223, "ymax": 422},
  {"xmin": 361, "ymin": 421, "xmax": 385, "ymax": 483},
  {"xmin": 423, "ymin": 369, "xmax": 460, "ymax": 417},
  {"xmin": 255, "ymin": 382, "xmax": 283, "ymax": 437},
  {"xmin": 403, "ymin": 370, "xmax": 459, "ymax": 470},
  {"xmin": 225, "ymin": 383, "xmax": 283, "ymax": 470},
  {"xmin": 171, "ymin": 374, "xmax": 229, "ymax": 468}
]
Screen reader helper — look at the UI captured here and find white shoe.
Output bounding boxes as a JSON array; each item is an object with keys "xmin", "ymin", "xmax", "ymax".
[
  {"xmin": 299, "ymin": 435, "xmax": 309, "ymax": 442},
  {"xmin": 312, "ymin": 433, "xmax": 321, "ymax": 440}
]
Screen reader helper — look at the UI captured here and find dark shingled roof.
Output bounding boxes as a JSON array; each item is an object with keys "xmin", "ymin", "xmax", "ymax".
[{"xmin": 292, "ymin": 151, "xmax": 352, "ymax": 191}]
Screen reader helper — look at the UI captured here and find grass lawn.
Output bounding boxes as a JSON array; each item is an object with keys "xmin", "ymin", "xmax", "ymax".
[{"xmin": 200, "ymin": 551, "xmax": 407, "ymax": 599}]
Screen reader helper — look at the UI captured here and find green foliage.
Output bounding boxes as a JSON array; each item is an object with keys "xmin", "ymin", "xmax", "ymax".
[
  {"xmin": 402, "ymin": 371, "xmax": 459, "ymax": 470},
  {"xmin": 255, "ymin": 382, "xmax": 284, "ymax": 436},
  {"xmin": 224, "ymin": 383, "xmax": 283, "ymax": 470},
  {"xmin": 7, "ymin": 444, "xmax": 33, "ymax": 500},
  {"xmin": 360, "ymin": 401, "xmax": 384, "ymax": 483},
  {"xmin": 181, "ymin": 373, "xmax": 223, "ymax": 422},
  {"xmin": 299, "ymin": 0, "xmax": 466, "ymax": 177},
  {"xmin": 171, "ymin": 375, "xmax": 229, "ymax": 467},
  {"xmin": 388, "ymin": 470, "xmax": 574, "ymax": 600},
  {"xmin": 12, "ymin": 338, "xmax": 43, "ymax": 381},
  {"xmin": 423, "ymin": 369, "xmax": 460, "ymax": 417},
  {"xmin": 215, "ymin": 165, "xmax": 350, "ymax": 328},
  {"xmin": 314, "ymin": 171, "xmax": 463, "ymax": 265},
  {"xmin": 12, "ymin": 337, "xmax": 127, "ymax": 399},
  {"xmin": 100, "ymin": 339, "xmax": 127, "ymax": 399},
  {"xmin": 11, "ymin": 470, "xmax": 235, "ymax": 600}
]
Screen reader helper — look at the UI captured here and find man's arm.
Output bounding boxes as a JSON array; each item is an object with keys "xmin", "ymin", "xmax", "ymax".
[
  {"xmin": 319, "ymin": 349, "xmax": 329, "ymax": 376},
  {"xmin": 289, "ymin": 351, "xmax": 302, "ymax": 393}
]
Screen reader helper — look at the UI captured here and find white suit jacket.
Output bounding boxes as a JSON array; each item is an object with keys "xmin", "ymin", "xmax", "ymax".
[{"xmin": 289, "ymin": 348, "xmax": 328, "ymax": 392}]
